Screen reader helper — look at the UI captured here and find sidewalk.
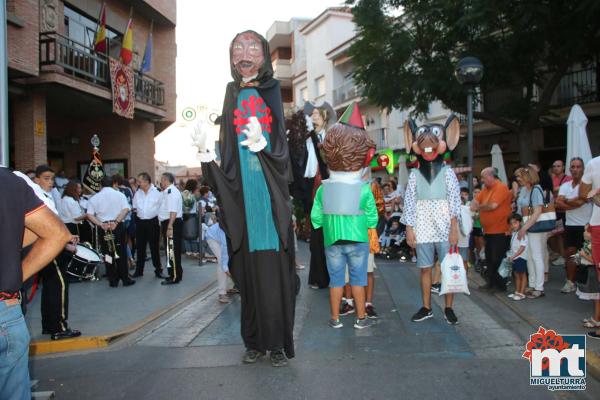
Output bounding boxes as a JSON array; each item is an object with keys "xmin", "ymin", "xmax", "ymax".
[
  {"xmin": 469, "ymin": 260, "xmax": 600, "ymax": 378},
  {"xmin": 25, "ymin": 255, "xmax": 217, "ymax": 355}
]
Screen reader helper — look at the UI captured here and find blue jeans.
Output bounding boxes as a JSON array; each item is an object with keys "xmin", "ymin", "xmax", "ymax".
[
  {"xmin": 0, "ymin": 301, "xmax": 31, "ymax": 400},
  {"xmin": 325, "ymin": 242, "xmax": 370, "ymax": 287}
]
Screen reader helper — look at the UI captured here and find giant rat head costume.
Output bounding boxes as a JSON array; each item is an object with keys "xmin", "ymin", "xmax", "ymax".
[
  {"xmin": 323, "ymin": 102, "xmax": 375, "ymax": 172},
  {"xmin": 404, "ymin": 115, "xmax": 460, "ymax": 163}
]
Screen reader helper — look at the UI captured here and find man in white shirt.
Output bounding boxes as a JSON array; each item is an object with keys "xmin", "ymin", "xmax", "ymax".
[
  {"xmin": 87, "ymin": 177, "xmax": 135, "ymax": 288},
  {"xmin": 159, "ymin": 172, "xmax": 183, "ymax": 284},
  {"xmin": 556, "ymin": 157, "xmax": 592, "ymax": 293},
  {"xmin": 132, "ymin": 172, "xmax": 164, "ymax": 278}
]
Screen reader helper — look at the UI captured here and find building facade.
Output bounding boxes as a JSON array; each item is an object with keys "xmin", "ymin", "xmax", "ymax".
[
  {"xmin": 267, "ymin": 8, "xmax": 407, "ymax": 159},
  {"xmin": 6, "ymin": 0, "xmax": 176, "ymax": 180}
]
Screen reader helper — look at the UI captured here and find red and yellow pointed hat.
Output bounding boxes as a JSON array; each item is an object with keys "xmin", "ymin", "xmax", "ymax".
[{"xmin": 338, "ymin": 102, "xmax": 364, "ymax": 130}]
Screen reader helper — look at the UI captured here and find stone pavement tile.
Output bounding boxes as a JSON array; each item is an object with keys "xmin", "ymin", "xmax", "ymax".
[{"xmin": 26, "ymin": 257, "xmax": 216, "ymax": 340}]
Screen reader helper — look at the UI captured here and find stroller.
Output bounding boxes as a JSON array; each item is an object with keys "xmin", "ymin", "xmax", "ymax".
[{"xmin": 376, "ymin": 214, "xmax": 411, "ymax": 261}]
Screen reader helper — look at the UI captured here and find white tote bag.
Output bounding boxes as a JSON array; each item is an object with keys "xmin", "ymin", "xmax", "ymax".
[{"xmin": 440, "ymin": 247, "xmax": 470, "ymax": 295}]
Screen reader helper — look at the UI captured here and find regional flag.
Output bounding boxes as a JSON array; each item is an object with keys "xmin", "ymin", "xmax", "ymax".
[
  {"xmin": 93, "ymin": 2, "xmax": 107, "ymax": 53},
  {"xmin": 120, "ymin": 18, "xmax": 133, "ymax": 65},
  {"xmin": 140, "ymin": 22, "xmax": 153, "ymax": 73}
]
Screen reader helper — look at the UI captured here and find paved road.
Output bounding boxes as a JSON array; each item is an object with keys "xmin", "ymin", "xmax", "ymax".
[{"xmin": 30, "ymin": 244, "xmax": 600, "ymax": 399}]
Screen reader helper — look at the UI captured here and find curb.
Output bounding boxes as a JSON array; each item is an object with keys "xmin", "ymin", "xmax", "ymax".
[
  {"xmin": 29, "ymin": 280, "xmax": 216, "ymax": 356},
  {"xmin": 468, "ymin": 271, "xmax": 600, "ymax": 382}
]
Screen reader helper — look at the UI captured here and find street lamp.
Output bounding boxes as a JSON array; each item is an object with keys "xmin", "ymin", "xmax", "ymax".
[{"xmin": 455, "ymin": 57, "xmax": 483, "ymax": 198}]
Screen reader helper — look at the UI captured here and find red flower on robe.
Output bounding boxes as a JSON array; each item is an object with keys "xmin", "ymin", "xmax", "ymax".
[{"xmin": 233, "ymin": 95, "xmax": 272, "ymax": 135}]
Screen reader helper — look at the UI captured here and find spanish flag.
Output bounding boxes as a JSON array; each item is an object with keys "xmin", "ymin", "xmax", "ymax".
[
  {"xmin": 93, "ymin": 2, "xmax": 107, "ymax": 53},
  {"xmin": 120, "ymin": 17, "xmax": 133, "ymax": 65}
]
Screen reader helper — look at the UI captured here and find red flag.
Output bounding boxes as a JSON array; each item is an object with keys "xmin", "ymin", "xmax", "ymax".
[
  {"xmin": 94, "ymin": 2, "xmax": 107, "ymax": 53},
  {"xmin": 120, "ymin": 18, "xmax": 133, "ymax": 65}
]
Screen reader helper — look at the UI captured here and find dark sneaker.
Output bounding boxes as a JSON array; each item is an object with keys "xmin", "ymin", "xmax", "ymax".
[
  {"xmin": 430, "ymin": 283, "xmax": 441, "ymax": 294},
  {"xmin": 242, "ymin": 349, "xmax": 264, "ymax": 364},
  {"xmin": 270, "ymin": 350, "xmax": 288, "ymax": 367},
  {"xmin": 366, "ymin": 304, "xmax": 378, "ymax": 319},
  {"xmin": 339, "ymin": 302, "xmax": 355, "ymax": 316},
  {"xmin": 587, "ymin": 331, "xmax": 600, "ymax": 340},
  {"xmin": 353, "ymin": 317, "xmax": 373, "ymax": 329},
  {"xmin": 411, "ymin": 307, "xmax": 433, "ymax": 322},
  {"xmin": 444, "ymin": 307, "xmax": 458, "ymax": 325},
  {"xmin": 328, "ymin": 318, "xmax": 343, "ymax": 329}
]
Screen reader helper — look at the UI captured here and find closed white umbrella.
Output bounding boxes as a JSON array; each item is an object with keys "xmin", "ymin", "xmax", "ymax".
[
  {"xmin": 490, "ymin": 144, "xmax": 508, "ymax": 184},
  {"xmin": 566, "ymin": 104, "xmax": 593, "ymax": 175}
]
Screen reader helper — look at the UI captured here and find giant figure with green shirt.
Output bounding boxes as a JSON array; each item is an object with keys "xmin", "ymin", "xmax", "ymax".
[{"xmin": 311, "ymin": 102, "xmax": 378, "ymax": 330}]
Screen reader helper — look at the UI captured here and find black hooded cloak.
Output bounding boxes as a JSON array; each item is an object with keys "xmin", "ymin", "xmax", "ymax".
[{"xmin": 201, "ymin": 31, "xmax": 296, "ymax": 358}]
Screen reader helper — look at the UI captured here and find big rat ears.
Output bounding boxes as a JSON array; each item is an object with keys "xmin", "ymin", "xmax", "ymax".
[{"xmin": 444, "ymin": 114, "xmax": 460, "ymax": 151}]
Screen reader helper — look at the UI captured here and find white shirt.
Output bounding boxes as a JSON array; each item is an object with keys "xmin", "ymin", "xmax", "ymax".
[
  {"xmin": 60, "ymin": 196, "xmax": 84, "ymax": 224},
  {"xmin": 304, "ymin": 137, "xmax": 318, "ymax": 178},
  {"xmin": 510, "ymin": 231, "xmax": 528, "ymax": 260},
  {"xmin": 159, "ymin": 184, "xmax": 183, "ymax": 221},
  {"xmin": 582, "ymin": 156, "xmax": 600, "ymax": 226},
  {"xmin": 133, "ymin": 185, "xmax": 162, "ymax": 220},
  {"xmin": 558, "ymin": 181, "xmax": 592, "ymax": 226},
  {"xmin": 13, "ymin": 171, "xmax": 58, "ymax": 215},
  {"xmin": 87, "ymin": 187, "xmax": 130, "ymax": 222}
]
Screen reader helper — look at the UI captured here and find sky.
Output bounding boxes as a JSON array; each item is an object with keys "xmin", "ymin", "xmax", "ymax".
[{"xmin": 155, "ymin": 0, "xmax": 344, "ymax": 167}]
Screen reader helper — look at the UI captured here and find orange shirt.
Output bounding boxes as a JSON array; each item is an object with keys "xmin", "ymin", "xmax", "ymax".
[{"xmin": 476, "ymin": 180, "xmax": 512, "ymax": 234}]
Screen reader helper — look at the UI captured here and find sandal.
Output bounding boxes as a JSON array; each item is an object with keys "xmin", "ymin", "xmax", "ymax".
[{"xmin": 583, "ymin": 319, "xmax": 600, "ymax": 328}]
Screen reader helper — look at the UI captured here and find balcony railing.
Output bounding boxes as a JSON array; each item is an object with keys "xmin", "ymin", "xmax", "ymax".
[
  {"xmin": 333, "ymin": 80, "xmax": 362, "ymax": 107},
  {"xmin": 39, "ymin": 32, "xmax": 165, "ymax": 107},
  {"xmin": 550, "ymin": 65, "xmax": 599, "ymax": 107}
]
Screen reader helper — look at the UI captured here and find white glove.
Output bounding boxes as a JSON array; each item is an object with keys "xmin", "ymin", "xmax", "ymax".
[
  {"xmin": 305, "ymin": 114, "xmax": 314, "ymax": 132},
  {"xmin": 240, "ymin": 116, "xmax": 267, "ymax": 152},
  {"xmin": 191, "ymin": 120, "xmax": 216, "ymax": 163}
]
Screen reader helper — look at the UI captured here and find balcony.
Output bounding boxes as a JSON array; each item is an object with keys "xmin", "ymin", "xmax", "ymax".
[
  {"xmin": 39, "ymin": 32, "xmax": 165, "ymax": 107},
  {"xmin": 368, "ymin": 128, "xmax": 388, "ymax": 149},
  {"xmin": 272, "ymin": 59, "xmax": 292, "ymax": 86},
  {"xmin": 550, "ymin": 64, "xmax": 599, "ymax": 108},
  {"xmin": 333, "ymin": 80, "xmax": 362, "ymax": 107}
]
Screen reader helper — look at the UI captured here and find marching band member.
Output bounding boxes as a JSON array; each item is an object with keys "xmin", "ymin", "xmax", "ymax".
[
  {"xmin": 86, "ymin": 176, "xmax": 135, "ymax": 288},
  {"xmin": 32, "ymin": 165, "xmax": 81, "ymax": 340},
  {"xmin": 159, "ymin": 172, "xmax": 183, "ymax": 285},
  {"xmin": 132, "ymin": 172, "xmax": 164, "ymax": 278}
]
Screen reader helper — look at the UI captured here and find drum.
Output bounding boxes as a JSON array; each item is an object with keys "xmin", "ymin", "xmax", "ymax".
[{"xmin": 66, "ymin": 244, "xmax": 102, "ymax": 280}]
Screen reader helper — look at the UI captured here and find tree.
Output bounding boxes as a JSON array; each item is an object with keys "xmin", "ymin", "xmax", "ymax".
[{"xmin": 348, "ymin": 0, "xmax": 600, "ymax": 163}]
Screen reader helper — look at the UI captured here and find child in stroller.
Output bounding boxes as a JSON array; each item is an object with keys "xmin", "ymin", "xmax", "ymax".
[{"xmin": 376, "ymin": 214, "xmax": 409, "ymax": 260}]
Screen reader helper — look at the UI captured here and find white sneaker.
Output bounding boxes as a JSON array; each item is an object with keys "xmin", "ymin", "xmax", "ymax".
[
  {"xmin": 507, "ymin": 293, "xmax": 516, "ymax": 298},
  {"xmin": 411, "ymin": 256, "xmax": 417, "ymax": 263},
  {"xmin": 560, "ymin": 280, "xmax": 576, "ymax": 293},
  {"xmin": 551, "ymin": 256, "xmax": 565, "ymax": 266}
]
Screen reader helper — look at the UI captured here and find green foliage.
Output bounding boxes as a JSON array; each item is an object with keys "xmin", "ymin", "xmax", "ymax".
[{"xmin": 348, "ymin": 0, "xmax": 600, "ymax": 131}]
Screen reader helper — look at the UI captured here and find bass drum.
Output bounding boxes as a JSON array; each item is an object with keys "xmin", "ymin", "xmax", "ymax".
[{"xmin": 66, "ymin": 244, "xmax": 102, "ymax": 280}]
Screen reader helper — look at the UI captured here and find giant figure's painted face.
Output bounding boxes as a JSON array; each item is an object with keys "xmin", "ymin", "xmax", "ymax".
[{"xmin": 231, "ymin": 32, "xmax": 265, "ymax": 79}]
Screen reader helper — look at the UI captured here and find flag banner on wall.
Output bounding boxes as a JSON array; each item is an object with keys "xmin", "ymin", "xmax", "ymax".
[
  {"xmin": 82, "ymin": 149, "xmax": 105, "ymax": 194},
  {"xmin": 109, "ymin": 58, "xmax": 135, "ymax": 119}
]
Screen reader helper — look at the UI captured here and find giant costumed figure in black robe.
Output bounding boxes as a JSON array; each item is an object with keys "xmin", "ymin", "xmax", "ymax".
[{"xmin": 198, "ymin": 30, "xmax": 296, "ymax": 367}]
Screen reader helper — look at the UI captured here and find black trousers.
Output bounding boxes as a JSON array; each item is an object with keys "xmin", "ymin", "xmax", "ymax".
[
  {"xmin": 101, "ymin": 222, "xmax": 130, "ymax": 285},
  {"xmin": 40, "ymin": 251, "xmax": 72, "ymax": 333},
  {"xmin": 161, "ymin": 218, "xmax": 183, "ymax": 282},
  {"xmin": 135, "ymin": 217, "xmax": 162, "ymax": 275},
  {"xmin": 484, "ymin": 233, "xmax": 511, "ymax": 290}
]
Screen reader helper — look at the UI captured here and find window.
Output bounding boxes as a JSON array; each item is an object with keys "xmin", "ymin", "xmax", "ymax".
[
  {"xmin": 316, "ymin": 76, "xmax": 326, "ymax": 97},
  {"xmin": 300, "ymin": 87, "xmax": 308, "ymax": 102},
  {"xmin": 64, "ymin": 5, "xmax": 119, "ymax": 50}
]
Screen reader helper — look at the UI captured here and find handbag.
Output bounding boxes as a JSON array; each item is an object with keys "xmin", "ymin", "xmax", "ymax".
[{"xmin": 522, "ymin": 185, "xmax": 556, "ymax": 233}]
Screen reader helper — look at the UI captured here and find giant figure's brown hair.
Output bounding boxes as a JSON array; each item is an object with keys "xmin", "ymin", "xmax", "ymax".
[{"xmin": 322, "ymin": 123, "xmax": 375, "ymax": 172}]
